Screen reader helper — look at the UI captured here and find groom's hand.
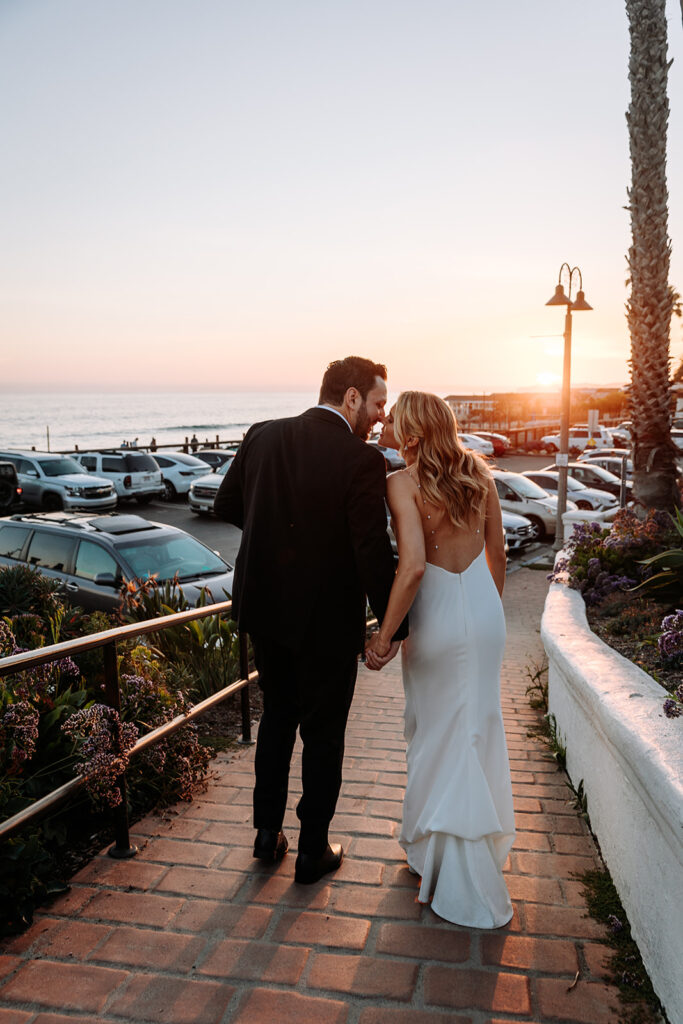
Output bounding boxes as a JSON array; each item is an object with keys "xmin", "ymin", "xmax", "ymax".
[{"xmin": 365, "ymin": 638, "xmax": 401, "ymax": 671}]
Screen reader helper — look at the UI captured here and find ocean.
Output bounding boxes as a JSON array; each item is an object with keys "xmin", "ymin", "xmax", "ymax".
[{"xmin": 0, "ymin": 392, "xmax": 320, "ymax": 452}]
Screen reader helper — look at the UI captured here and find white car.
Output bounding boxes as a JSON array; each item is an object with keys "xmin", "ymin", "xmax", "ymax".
[
  {"xmin": 501, "ymin": 509, "xmax": 536, "ymax": 552},
  {"xmin": 460, "ymin": 433, "xmax": 494, "ymax": 456},
  {"xmin": 540, "ymin": 426, "xmax": 613, "ymax": 454},
  {"xmin": 578, "ymin": 455, "xmax": 634, "ymax": 481},
  {"xmin": 192, "ymin": 448, "xmax": 237, "ymax": 470},
  {"xmin": 189, "ymin": 458, "xmax": 234, "ymax": 514},
  {"xmin": 0, "ymin": 450, "xmax": 117, "ymax": 513},
  {"xmin": 607, "ymin": 424, "xmax": 631, "ymax": 446},
  {"xmin": 151, "ymin": 452, "xmax": 213, "ymax": 501},
  {"xmin": 578, "ymin": 447, "xmax": 631, "ymax": 462},
  {"xmin": 522, "ymin": 470, "xmax": 618, "ymax": 512},
  {"xmin": 74, "ymin": 450, "xmax": 163, "ymax": 504},
  {"xmin": 492, "ymin": 469, "xmax": 577, "ymax": 540}
]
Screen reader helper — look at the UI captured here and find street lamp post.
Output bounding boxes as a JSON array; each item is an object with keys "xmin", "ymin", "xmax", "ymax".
[{"xmin": 545, "ymin": 264, "xmax": 593, "ymax": 550}]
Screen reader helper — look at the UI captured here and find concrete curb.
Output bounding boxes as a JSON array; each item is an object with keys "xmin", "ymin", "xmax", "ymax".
[{"xmin": 541, "ymin": 582, "xmax": 683, "ymax": 1022}]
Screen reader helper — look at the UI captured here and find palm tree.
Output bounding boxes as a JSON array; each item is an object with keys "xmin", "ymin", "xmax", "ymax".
[{"xmin": 625, "ymin": 0, "xmax": 680, "ymax": 509}]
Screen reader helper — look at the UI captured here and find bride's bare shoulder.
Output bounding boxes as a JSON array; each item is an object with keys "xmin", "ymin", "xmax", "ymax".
[
  {"xmin": 387, "ymin": 468, "xmax": 415, "ymax": 490},
  {"xmin": 386, "ymin": 468, "xmax": 419, "ymax": 504}
]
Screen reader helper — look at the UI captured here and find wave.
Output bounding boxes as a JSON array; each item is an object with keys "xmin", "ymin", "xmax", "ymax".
[{"xmin": 167, "ymin": 423, "xmax": 248, "ymax": 431}]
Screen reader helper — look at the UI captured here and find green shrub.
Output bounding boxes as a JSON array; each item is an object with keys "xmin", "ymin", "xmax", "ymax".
[
  {"xmin": 121, "ymin": 577, "xmax": 241, "ymax": 702},
  {"xmin": 0, "ymin": 570, "xmax": 214, "ymax": 934}
]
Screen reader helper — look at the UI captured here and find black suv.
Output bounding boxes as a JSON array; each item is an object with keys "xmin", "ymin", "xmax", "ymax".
[
  {"xmin": 0, "ymin": 512, "xmax": 234, "ymax": 612},
  {"xmin": 0, "ymin": 461, "xmax": 22, "ymax": 513}
]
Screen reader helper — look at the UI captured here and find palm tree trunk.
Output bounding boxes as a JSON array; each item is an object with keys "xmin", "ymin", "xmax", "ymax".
[{"xmin": 626, "ymin": 0, "xmax": 680, "ymax": 509}]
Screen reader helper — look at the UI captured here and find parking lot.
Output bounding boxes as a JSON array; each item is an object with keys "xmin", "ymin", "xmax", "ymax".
[{"xmin": 132, "ymin": 453, "xmax": 557, "ymax": 572}]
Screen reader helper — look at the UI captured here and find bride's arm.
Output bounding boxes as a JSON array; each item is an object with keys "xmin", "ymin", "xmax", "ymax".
[
  {"xmin": 367, "ymin": 472, "xmax": 425, "ymax": 658},
  {"xmin": 484, "ymin": 477, "xmax": 506, "ymax": 597}
]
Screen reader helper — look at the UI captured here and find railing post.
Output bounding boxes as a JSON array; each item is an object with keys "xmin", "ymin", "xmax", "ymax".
[
  {"xmin": 237, "ymin": 632, "xmax": 255, "ymax": 745},
  {"xmin": 103, "ymin": 640, "xmax": 138, "ymax": 859}
]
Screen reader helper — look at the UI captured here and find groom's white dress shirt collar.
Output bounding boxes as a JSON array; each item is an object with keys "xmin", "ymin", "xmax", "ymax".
[{"xmin": 316, "ymin": 404, "xmax": 352, "ymax": 432}]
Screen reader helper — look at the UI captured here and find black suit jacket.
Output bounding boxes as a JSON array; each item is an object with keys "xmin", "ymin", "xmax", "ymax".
[{"xmin": 214, "ymin": 407, "xmax": 406, "ymax": 653}]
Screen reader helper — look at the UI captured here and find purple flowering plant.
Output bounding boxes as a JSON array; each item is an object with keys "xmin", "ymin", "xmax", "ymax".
[
  {"xmin": 548, "ymin": 509, "xmax": 679, "ymax": 606},
  {"xmin": 116, "ymin": 647, "xmax": 211, "ymax": 806},
  {"xmin": 548, "ymin": 511, "xmax": 683, "ymax": 718},
  {"xmin": 658, "ymin": 610, "xmax": 683, "ymax": 718},
  {"xmin": 1, "ymin": 566, "xmax": 215, "ymax": 934}
]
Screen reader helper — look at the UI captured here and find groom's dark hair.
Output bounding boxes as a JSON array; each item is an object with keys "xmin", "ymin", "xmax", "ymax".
[{"xmin": 319, "ymin": 356, "xmax": 387, "ymax": 405}]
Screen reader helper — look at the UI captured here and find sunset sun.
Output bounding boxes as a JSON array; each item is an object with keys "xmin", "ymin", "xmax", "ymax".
[{"xmin": 535, "ymin": 371, "xmax": 561, "ymax": 389}]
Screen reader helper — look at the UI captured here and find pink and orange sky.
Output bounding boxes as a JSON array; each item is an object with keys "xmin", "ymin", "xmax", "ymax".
[{"xmin": 1, "ymin": 0, "xmax": 682, "ymax": 395}]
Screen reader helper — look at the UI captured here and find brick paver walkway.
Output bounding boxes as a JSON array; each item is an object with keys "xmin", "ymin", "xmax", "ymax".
[{"xmin": 0, "ymin": 568, "xmax": 620, "ymax": 1023}]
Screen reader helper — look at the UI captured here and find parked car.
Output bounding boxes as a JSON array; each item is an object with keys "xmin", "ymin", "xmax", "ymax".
[
  {"xmin": 72, "ymin": 450, "xmax": 163, "ymax": 504},
  {"xmin": 607, "ymin": 426, "xmax": 631, "ymax": 447},
  {"xmin": 501, "ymin": 509, "xmax": 536, "ymax": 551},
  {"xmin": 672, "ymin": 429, "xmax": 683, "ymax": 452},
  {"xmin": 491, "ymin": 469, "xmax": 577, "ymax": 540},
  {"xmin": 541, "ymin": 461, "xmax": 633, "ymax": 500},
  {"xmin": 579, "ymin": 455, "xmax": 634, "ymax": 480},
  {"xmin": 368, "ymin": 440, "xmax": 406, "ymax": 471},
  {"xmin": 578, "ymin": 447, "xmax": 631, "ymax": 462},
  {"xmin": 540, "ymin": 425, "xmax": 614, "ymax": 454},
  {"xmin": 0, "ymin": 512, "xmax": 234, "ymax": 612},
  {"xmin": 460, "ymin": 433, "xmax": 494, "ymax": 456},
  {"xmin": 522, "ymin": 470, "xmax": 618, "ymax": 512},
  {"xmin": 189, "ymin": 458, "xmax": 234, "ymax": 515},
  {"xmin": 473, "ymin": 432, "xmax": 511, "ymax": 457},
  {"xmin": 0, "ymin": 461, "xmax": 22, "ymax": 513},
  {"xmin": 150, "ymin": 452, "xmax": 212, "ymax": 501},
  {"xmin": 0, "ymin": 450, "xmax": 117, "ymax": 512},
  {"xmin": 192, "ymin": 449, "xmax": 237, "ymax": 470}
]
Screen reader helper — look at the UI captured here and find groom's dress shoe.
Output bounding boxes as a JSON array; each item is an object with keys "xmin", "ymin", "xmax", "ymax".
[
  {"xmin": 253, "ymin": 828, "xmax": 288, "ymax": 862},
  {"xmin": 295, "ymin": 843, "xmax": 343, "ymax": 884}
]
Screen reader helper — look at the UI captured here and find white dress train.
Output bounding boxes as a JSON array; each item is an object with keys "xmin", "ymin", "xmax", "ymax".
[{"xmin": 399, "ymin": 550, "xmax": 515, "ymax": 928}]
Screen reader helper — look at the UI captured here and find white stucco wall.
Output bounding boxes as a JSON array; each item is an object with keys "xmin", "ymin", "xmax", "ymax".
[{"xmin": 541, "ymin": 584, "xmax": 683, "ymax": 1023}]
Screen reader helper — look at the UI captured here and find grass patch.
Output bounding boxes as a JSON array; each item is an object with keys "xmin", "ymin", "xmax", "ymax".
[
  {"xmin": 198, "ymin": 733, "xmax": 239, "ymax": 753},
  {"xmin": 524, "ymin": 658, "xmax": 667, "ymax": 1022},
  {"xmin": 576, "ymin": 869, "xmax": 668, "ymax": 1024}
]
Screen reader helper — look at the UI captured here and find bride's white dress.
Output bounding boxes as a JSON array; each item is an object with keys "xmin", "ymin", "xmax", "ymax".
[{"xmin": 399, "ymin": 548, "xmax": 515, "ymax": 928}]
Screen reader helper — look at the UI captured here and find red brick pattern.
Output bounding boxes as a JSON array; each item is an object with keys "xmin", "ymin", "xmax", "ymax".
[{"xmin": 0, "ymin": 569, "xmax": 621, "ymax": 1022}]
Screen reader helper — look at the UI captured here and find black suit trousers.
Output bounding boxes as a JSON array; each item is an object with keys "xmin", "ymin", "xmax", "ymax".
[{"xmin": 252, "ymin": 634, "xmax": 359, "ymax": 856}]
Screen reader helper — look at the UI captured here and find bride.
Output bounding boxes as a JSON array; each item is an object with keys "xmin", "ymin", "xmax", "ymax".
[{"xmin": 365, "ymin": 391, "xmax": 515, "ymax": 928}]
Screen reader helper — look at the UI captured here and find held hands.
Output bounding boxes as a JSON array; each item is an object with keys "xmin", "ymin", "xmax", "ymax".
[{"xmin": 364, "ymin": 635, "xmax": 401, "ymax": 671}]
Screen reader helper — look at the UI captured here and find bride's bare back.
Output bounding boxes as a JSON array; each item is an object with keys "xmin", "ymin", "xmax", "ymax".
[{"xmin": 388, "ymin": 468, "xmax": 505, "ymax": 590}]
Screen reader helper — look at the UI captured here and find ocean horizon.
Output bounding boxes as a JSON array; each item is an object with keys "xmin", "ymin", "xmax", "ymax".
[{"xmin": 0, "ymin": 391, "xmax": 323, "ymax": 452}]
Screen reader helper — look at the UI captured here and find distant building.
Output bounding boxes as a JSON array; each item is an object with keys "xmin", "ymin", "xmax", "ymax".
[
  {"xmin": 445, "ymin": 387, "xmax": 629, "ymax": 429},
  {"xmin": 444, "ymin": 394, "xmax": 495, "ymax": 422}
]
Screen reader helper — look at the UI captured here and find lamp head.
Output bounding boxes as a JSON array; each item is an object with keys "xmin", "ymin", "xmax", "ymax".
[
  {"xmin": 546, "ymin": 284, "xmax": 570, "ymax": 306},
  {"xmin": 570, "ymin": 289, "xmax": 593, "ymax": 311}
]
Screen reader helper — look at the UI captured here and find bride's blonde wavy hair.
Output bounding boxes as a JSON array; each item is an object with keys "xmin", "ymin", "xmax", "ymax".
[{"xmin": 394, "ymin": 391, "xmax": 490, "ymax": 528}]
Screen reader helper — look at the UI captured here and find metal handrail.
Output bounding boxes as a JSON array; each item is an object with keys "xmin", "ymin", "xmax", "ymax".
[
  {"xmin": 0, "ymin": 600, "xmax": 235, "ymax": 677},
  {"xmin": 0, "ymin": 599, "xmax": 255, "ymax": 858}
]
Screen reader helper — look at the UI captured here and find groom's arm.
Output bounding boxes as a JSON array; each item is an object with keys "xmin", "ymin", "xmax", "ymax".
[{"xmin": 347, "ymin": 445, "xmax": 408, "ymax": 641}]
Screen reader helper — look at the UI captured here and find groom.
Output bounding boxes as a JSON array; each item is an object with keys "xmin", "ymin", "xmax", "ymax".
[{"xmin": 215, "ymin": 356, "xmax": 406, "ymax": 883}]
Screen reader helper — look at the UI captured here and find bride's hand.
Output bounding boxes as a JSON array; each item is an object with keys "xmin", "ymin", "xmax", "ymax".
[
  {"xmin": 365, "ymin": 632, "xmax": 389, "ymax": 670},
  {"xmin": 365, "ymin": 636, "xmax": 400, "ymax": 670}
]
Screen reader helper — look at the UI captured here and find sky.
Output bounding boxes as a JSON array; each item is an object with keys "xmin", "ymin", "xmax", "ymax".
[{"xmin": 1, "ymin": 0, "xmax": 682, "ymax": 395}]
